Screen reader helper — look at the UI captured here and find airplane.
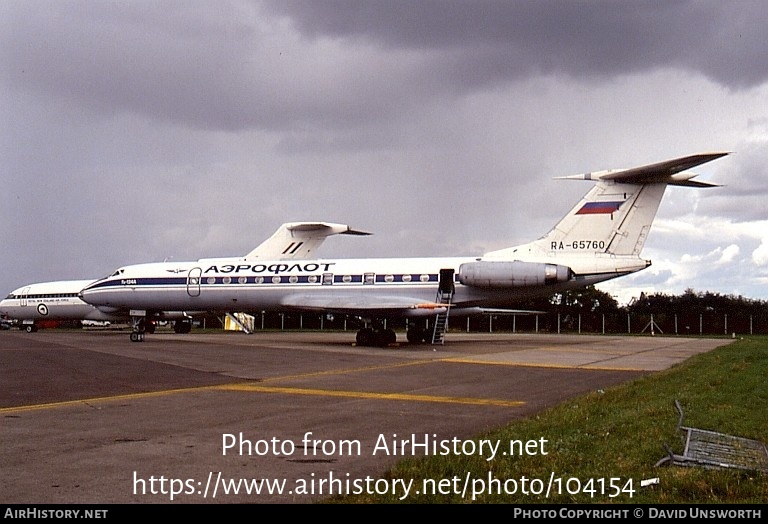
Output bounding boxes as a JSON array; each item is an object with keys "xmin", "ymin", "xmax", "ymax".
[
  {"xmin": 78, "ymin": 152, "xmax": 729, "ymax": 346},
  {"xmin": 0, "ymin": 280, "xmax": 119, "ymax": 333},
  {"xmin": 0, "ymin": 222, "xmax": 369, "ymax": 333}
]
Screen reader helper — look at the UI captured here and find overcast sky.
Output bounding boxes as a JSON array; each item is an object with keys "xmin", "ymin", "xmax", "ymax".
[{"xmin": 2, "ymin": 1, "xmax": 767, "ymax": 305}]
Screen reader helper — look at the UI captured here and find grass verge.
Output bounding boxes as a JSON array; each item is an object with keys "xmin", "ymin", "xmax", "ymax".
[{"xmin": 327, "ymin": 335, "xmax": 768, "ymax": 503}]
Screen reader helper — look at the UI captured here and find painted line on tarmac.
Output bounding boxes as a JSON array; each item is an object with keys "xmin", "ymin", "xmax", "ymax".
[
  {"xmin": 218, "ymin": 383, "xmax": 525, "ymax": 407},
  {"xmin": 258, "ymin": 359, "xmax": 438, "ymax": 382},
  {"xmin": 443, "ymin": 357, "xmax": 645, "ymax": 372},
  {"xmin": 0, "ymin": 385, "xmax": 227, "ymax": 415},
  {"xmin": 0, "ymin": 375, "xmax": 524, "ymax": 414}
]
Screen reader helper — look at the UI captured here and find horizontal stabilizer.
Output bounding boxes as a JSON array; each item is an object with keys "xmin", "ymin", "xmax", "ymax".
[
  {"xmin": 285, "ymin": 222, "xmax": 372, "ymax": 236},
  {"xmin": 557, "ymin": 152, "xmax": 729, "ymax": 186}
]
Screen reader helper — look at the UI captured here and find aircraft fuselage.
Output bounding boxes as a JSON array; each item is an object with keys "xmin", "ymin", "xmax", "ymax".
[{"xmin": 79, "ymin": 254, "xmax": 641, "ymax": 317}]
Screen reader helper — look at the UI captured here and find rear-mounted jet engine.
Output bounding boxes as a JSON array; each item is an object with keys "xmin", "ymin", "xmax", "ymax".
[{"xmin": 458, "ymin": 261, "xmax": 572, "ymax": 288}]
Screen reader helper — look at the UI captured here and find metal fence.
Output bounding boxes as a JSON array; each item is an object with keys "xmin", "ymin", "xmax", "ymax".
[
  {"xmin": 453, "ymin": 311, "xmax": 768, "ymax": 336},
  {"xmin": 228, "ymin": 310, "xmax": 768, "ymax": 336}
]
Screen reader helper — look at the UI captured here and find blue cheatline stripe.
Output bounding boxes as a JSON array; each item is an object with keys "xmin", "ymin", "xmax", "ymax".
[{"xmin": 86, "ymin": 274, "xmax": 443, "ymax": 289}]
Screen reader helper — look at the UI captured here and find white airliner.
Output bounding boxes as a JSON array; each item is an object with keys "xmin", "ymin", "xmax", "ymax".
[
  {"xmin": 79, "ymin": 153, "xmax": 728, "ymax": 346},
  {"xmin": 0, "ymin": 222, "xmax": 369, "ymax": 332}
]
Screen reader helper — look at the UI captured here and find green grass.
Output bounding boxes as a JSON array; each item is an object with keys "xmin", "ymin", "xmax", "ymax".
[{"xmin": 326, "ymin": 335, "xmax": 768, "ymax": 503}]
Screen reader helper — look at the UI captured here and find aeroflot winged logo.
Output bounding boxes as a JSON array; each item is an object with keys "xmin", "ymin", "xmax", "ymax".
[{"xmin": 576, "ymin": 201, "xmax": 624, "ymax": 215}]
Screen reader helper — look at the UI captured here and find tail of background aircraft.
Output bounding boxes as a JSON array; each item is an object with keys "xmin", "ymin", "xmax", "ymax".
[{"xmin": 486, "ymin": 153, "xmax": 727, "ymax": 265}]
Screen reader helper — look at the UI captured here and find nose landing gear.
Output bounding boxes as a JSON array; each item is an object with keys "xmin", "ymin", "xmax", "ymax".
[{"xmin": 130, "ymin": 317, "xmax": 148, "ymax": 342}]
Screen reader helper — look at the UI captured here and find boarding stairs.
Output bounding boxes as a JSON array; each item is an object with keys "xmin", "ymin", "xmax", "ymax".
[{"xmin": 430, "ymin": 289, "xmax": 453, "ymax": 345}]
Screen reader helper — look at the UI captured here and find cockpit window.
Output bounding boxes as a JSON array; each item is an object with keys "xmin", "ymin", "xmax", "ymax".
[{"xmin": 109, "ymin": 269, "xmax": 125, "ymax": 277}]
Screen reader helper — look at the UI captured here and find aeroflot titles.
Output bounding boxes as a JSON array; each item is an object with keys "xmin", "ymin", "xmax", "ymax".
[{"xmin": 202, "ymin": 262, "xmax": 337, "ymax": 275}]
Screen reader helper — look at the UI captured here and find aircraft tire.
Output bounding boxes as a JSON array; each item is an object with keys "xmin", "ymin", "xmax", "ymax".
[
  {"xmin": 356, "ymin": 328, "xmax": 375, "ymax": 347},
  {"xmin": 407, "ymin": 328, "xmax": 425, "ymax": 344},
  {"xmin": 375, "ymin": 328, "xmax": 397, "ymax": 347},
  {"xmin": 174, "ymin": 320, "xmax": 192, "ymax": 334}
]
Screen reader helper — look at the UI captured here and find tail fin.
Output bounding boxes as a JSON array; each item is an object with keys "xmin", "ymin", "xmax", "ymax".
[
  {"xmin": 486, "ymin": 153, "xmax": 728, "ymax": 263},
  {"xmin": 536, "ymin": 176, "xmax": 667, "ymax": 257},
  {"xmin": 244, "ymin": 222, "xmax": 371, "ymax": 260}
]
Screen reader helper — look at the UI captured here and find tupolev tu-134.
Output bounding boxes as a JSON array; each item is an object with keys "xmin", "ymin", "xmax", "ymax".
[{"xmin": 79, "ymin": 152, "xmax": 728, "ymax": 346}]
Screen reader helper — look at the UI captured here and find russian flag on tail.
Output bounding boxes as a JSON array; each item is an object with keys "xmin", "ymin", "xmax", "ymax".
[{"xmin": 576, "ymin": 201, "xmax": 624, "ymax": 215}]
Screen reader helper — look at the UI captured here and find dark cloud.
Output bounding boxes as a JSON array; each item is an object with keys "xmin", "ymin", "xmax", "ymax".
[
  {"xmin": 267, "ymin": 0, "xmax": 768, "ymax": 89},
  {"xmin": 4, "ymin": 1, "xmax": 767, "ymax": 139}
]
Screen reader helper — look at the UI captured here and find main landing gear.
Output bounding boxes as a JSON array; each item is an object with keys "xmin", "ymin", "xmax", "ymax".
[
  {"xmin": 355, "ymin": 326, "xmax": 397, "ymax": 347},
  {"xmin": 405, "ymin": 324, "xmax": 431, "ymax": 344},
  {"xmin": 353, "ymin": 320, "xmax": 436, "ymax": 348}
]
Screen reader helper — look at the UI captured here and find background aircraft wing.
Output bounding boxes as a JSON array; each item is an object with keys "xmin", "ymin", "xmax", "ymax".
[{"xmin": 244, "ymin": 222, "xmax": 371, "ymax": 260}]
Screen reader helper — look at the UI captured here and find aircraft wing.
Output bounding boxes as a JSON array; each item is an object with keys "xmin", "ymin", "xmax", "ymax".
[
  {"xmin": 452, "ymin": 307, "xmax": 546, "ymax": 315},
  {"xmin": 280, "ymin": 293, "xmax": 448, "ymax": 317},
  {"xmin": 245, "ymin": 222, "xmax": 371, "ymax": 260}
]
